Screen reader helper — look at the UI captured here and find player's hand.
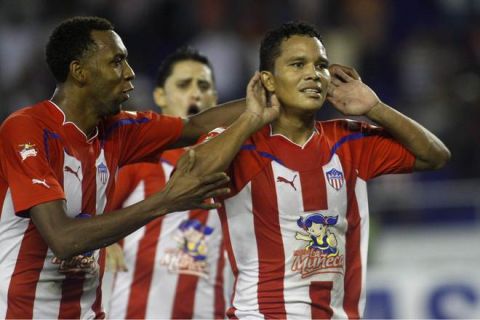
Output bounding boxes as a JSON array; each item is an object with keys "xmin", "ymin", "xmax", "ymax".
[
  {"xmin": 160, "ymin": 149, "xmax": 230, "ymax": 213},
  {"xmin": 245, "ymin": 72, "xmax": 280, "ymax": 130},
  {"xmin": 106, "ymin": 243, "xmax": 128, "ymax": 272},
  {"xmin": 327, "ymin": 64, "xmax": 381, "ymax": 116}
]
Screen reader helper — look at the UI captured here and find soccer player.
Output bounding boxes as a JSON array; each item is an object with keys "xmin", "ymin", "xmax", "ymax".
[
  {"xmin": 107, "ymin": 47, "xmax": 227, "ymax": 319},
  {"xmin": 0, "ymin": 17, "xmax": 277, "ymax": 319},
  {"xmin": 205, "ymin": 22, "xmax": 450, "ymax": 319}
]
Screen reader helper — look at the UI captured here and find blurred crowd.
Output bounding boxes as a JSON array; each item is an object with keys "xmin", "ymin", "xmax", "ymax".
[{"xmin": 1, "ymin": 0, "xmax": 479, "ymax": 223}]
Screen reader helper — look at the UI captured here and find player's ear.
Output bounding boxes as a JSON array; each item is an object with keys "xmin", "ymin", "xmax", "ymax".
[
  {"xmin": 153, "ymin": 87, "xmax": 167, "ymax": 111},
  {"xmin": 69, "ymin": 60, "xmax": 87, "ymax": 84},
  {"xmin": 260, "ymin": 71, "xmax": 275, "ymax": 93}
]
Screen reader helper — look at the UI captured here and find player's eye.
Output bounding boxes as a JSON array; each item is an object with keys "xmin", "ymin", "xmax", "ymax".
[{"xmin": 291, "ymin": 62, "xmax": 304, "ymax": 68}]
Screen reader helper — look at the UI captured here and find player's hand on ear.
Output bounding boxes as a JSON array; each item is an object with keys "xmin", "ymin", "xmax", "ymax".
[
  {"xmin": 327, "ymin": 64, "xmax": 380, "ymax": 116},
  {"xmin": 245, "ymin": 72, "xmax": 280, "ymax": 130}
]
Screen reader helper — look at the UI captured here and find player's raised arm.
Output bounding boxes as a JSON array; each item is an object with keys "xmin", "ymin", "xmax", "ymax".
[{"xmin": 327, "ymin": 63, "xmax": 451, "ymax": 171}]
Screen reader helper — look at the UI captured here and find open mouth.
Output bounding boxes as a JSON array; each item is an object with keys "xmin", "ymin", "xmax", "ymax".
[
  {"xmin": 187, "ymin": 105, "xmax": 200, "ymax": 115},
  {"xmin": 300, "ymin": 88, "xmax": 322, "ymax": 95}
]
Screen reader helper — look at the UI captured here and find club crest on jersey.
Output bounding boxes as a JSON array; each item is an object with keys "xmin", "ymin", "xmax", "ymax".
[
  {"xmin": 160, "ymin": 219, "xmax": 214, "ymax": 279},
  {"xmin": 97, "ymin": 162, "xmax": 108, "ymax": 185},
  {"xmin": 18, "ymin": 143, "xmax": 38, "ymax": 161},
  {"xmin": 291, "ymin": 213, "xmax": 344, "ymax": 278},
  {"xmin": 326, "ymin": 168, "xmax": 344, "ymax": 191}
]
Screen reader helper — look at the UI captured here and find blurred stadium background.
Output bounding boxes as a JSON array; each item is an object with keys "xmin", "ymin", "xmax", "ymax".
[{"xmin": 1, "ymin": 0, "xmax": 479, "ymax": 318}]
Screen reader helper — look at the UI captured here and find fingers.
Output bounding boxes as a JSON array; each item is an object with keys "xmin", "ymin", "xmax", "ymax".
[
  {"xmin": 248, "ymin": 72, "xmax": 267, "ymax": 105},
  {"xmin": 330, "ymin": 76, "xmax": 344, "ymax": 87},
  {"xmin": 329, "ymin": 64, "xmax": 360, "ymax": 81},
  {"xmin": 199, "ymin": 172, "xmax": 230, "ymax": 185}
]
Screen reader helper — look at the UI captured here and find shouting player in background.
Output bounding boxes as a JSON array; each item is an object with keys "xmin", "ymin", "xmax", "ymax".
[{"xmin": 107, "ymin": 47, "xmax": 228, "ymax": 319}]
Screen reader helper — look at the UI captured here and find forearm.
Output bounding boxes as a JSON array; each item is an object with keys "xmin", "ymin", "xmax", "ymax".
[
  {"xmin": 192, "ymin": 98, "xmax": 246, "ymax": 131},
  {"xmin": 31, "ymin": 197, "xmax": 167, "ymax": 259},
  {"xmin": 366, "ymin": 102, "xmax": 451, "ymax": 170},
  {"xmin": 189, "ymin": 111, "xmax": 261, "ymax": 175},
  {"xmin": 174, "ymin": 99, "xmax": 246, "ymax": 147}
]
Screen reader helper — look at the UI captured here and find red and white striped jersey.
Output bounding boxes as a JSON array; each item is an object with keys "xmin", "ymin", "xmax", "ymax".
[
  {"xmin": 213, "ymin": 120, "xmax": 415, "ymax": 319},
  {"xmin": 107, "ymin": 149, "xmax": 227, "ymax": 319},
  {"xmin": 0, "ymin": 100, "xmax": 183, "ymax": 319}
]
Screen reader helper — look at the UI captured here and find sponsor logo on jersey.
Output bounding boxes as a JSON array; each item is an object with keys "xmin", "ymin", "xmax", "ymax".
[
  {"xmin": 32, "ymin": 178, "xmax": 50, "ymax": 188},
  {"xmin": 326, "ymin": 168, "xmax": 344, "ymax": 191},
  {"xmin": 97, "ymin": 162, "xmax": 108, "ymax": 185},
  {"xmin": 292, "ymin": 213, "xmax": 344, "ymax": 278},
  {"xmin": 160, "ymin": 219, "xmax": 213, "ymax": 279},
  {"xmin": 51, "ymin": 213, "xmax": 98, "ymax": 277},
  {"xmin": 18, "ymin": 143, "xmax": 38, "ymax": 161},
  {"xmin": 277, "ymin": 174, "xmax": 297, "ymax": 191}
]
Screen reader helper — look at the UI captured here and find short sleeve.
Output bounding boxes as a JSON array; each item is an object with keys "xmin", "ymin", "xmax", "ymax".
[
  {"xmin": 0, "ymin": 115, "xmax": 65, "ymax": 215},
  {"xmin": 106, "ymin": 111, "xmax": 184, "ymax": 166},
  {"xmin": 343, "ymin": 121, "xmax": 415, "ymax": 180}
]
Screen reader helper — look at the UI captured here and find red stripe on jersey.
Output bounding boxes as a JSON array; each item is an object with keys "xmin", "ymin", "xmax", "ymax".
[
  {"xmin": 252, "ymin": 168, "xmax": 287, "ymax": 318},
  {"xmin": 309, "ymin": 281, "xmax": 334, "ymax": 319},
  {"xmin": 59, "ymin": 275, "xmax": 84, "ymax": 318},
  {"xmin": 0, "ymin": 185, "xmax": 7, "ymax": 220},
  {"xmin": 126, "ymin": 218, "xmax": 163, "ymax": 319},
  {"xmin": 214, "ymin": 241, "xmax": 226, "ymax": 319},
  {"xmin": 299, "ymin": 169, "xmax": 327, "ymax": 211},
  {"xmin": 343, "ymin": 177, "xmax": 362, "ymax": 318},
  {"xmin": 92, "ymin": 248, "xmax": 106, "ymax": 319},
  {"xmin": 6, "ymin": 222, "xmax": 48, "ymax": 318},
  {"xmin": 171, "ymin": 209, "xmax": 208, "ymax": 318},
  {"xmin": 81, "ymin": 151, "xmax": 97, "ymax": 215}
]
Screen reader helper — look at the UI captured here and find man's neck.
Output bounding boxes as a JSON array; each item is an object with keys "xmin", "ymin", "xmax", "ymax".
[
  {"xmin": 51, "ymin": 87, "xmax": 99, "ymax": 138},
  {"xmin": 271, "ymin": 109, "xmax": 316, "ymax": 146}
]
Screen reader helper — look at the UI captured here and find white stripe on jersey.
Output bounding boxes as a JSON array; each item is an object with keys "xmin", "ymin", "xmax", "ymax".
[
  {"xmin": 80, "ymin": 248, "xmax": 101, "ymax": 318},
  {"xmin": 108, "ymin": 181, "xmax": 147, "ymax": 319},
  {"xmin": 0, "ymin": 189, "xmax": 29, "ymax": 319},
  {"xmin": 145, "ymin": 210, "xmax": 190, "ymax": 318},
  {"xmin": 322, "ymin": 154, "xmax": 348, "ymax": 319},
  {"xmin": 224, "ymin": 183, "xmax": 262, "ymax": 319},
  {"xmin": 192, "ymin": 210, "xmax": 223, "ymax": 318},
  {"xmin": 63, "ymin": 152, "xmax": 82, "ymax": 217},
  {"xmin": 355, "ymin": 177, "xmax": 369, "ymax": 317},
  {"xmin": 96, "ymin": 149, "xmax": 109, "ymax": 214}
]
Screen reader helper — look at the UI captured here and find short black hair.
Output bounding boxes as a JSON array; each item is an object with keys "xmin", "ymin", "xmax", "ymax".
[
  {"xmin": 155, "ymin": 46, "xmax": 215, "ymax": 88},
  {"xmin": 260, "ymin": 21, "xmax": 323, "ymax": 72},
  {"xmin": 46, "ymin": 16, "xmax": 114, "ymax": 83}
]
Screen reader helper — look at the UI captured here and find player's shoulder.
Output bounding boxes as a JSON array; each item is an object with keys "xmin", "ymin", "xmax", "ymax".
[
  {"xmin": 103, "ymin": 110, "xmax": 181, "ymax": 128},
  {"xmin": 0, "ymin": 101, "xmax": 51, "ymax": 134}
]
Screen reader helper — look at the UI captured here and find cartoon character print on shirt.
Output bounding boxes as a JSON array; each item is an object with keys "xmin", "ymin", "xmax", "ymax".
[
  {"xmin": 292, "ymin": 213, "xmax": 344, "ymax": 278},
  {"xmin": 160, "ymin": 219, "xmax": 214, "ymax": 279},
  {"xmin": 51, "ymin": 213, "xmax": 98, "ymax": 277}
]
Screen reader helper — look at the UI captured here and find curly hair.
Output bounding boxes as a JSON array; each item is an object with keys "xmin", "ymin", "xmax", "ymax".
[
  {"xmin": 155, "ymin": 46, "xmax": 214, "ymax": 88},
  {"xmin": 45, "ymin": 16, "xmax": 114, "ymax": 83},
  {"xmin": 259, "ymin": 21, "xmax": 323, "ymax": 72}
]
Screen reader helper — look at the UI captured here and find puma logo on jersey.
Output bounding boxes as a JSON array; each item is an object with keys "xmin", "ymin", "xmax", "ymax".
[
  {"xmin": 32, "ymin": 178, "xmax": 50, "ymax": 188},
  {"xmin": 277, "ymin": 175, "xmax": 297, "ymax": 191},
  {"xmin": 65, "ymin": 165, "xmax": 81, "ymax": 181}
]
